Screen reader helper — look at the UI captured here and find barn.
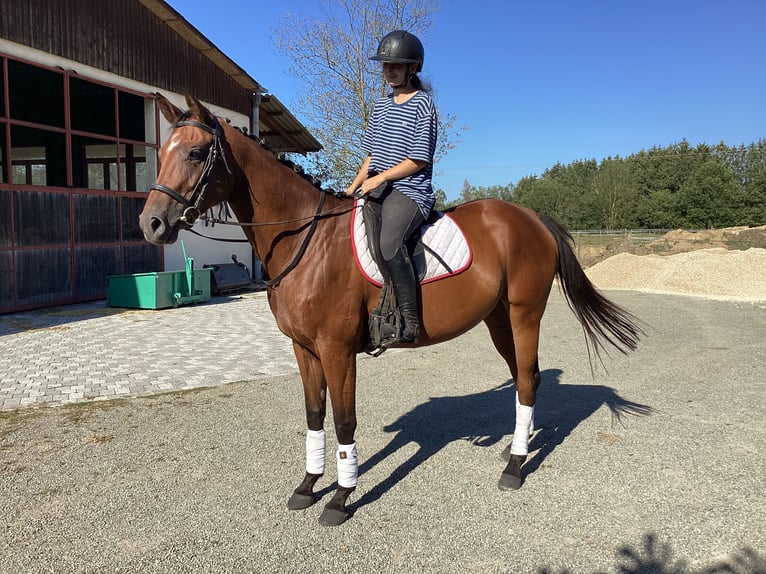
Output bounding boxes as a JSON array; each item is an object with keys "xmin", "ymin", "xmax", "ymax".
[{"xmin": 0, "ymin": 0, "xmax": 321, "ymax": 313}]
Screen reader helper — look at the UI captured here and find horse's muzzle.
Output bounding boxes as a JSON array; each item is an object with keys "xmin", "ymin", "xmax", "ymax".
[{"xmin": 138, "ymin": 211, "xmax": 181, "ymax": 245}]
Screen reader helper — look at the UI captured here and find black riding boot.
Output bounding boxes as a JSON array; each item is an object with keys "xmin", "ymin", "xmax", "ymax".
[{"xmin": 385, "ymin": 251, "xmax": 420, "ymax": 344}]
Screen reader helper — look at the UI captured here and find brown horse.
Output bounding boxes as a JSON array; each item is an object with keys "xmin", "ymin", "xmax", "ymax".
[{"xmin": 139, "ymin": 94, "xmax": 641, "ymax": 526}]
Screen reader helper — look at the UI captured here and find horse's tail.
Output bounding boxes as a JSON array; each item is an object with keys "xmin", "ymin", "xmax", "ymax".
[{"xmin": 539, "ymin": 214, "xmax": 642, "ymax": 361}]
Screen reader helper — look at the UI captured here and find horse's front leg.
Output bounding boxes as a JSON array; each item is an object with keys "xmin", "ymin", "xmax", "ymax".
[
  {"xmin": 287, "ymin": 342, "xmax": 328, "ymax": 511},
  {"xmin": 318, "ymin": 343, "xmax": 358, "ymax": 527}
]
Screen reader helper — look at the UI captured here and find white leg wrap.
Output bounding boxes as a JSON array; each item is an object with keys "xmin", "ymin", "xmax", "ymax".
[
  {"xmin": 336, "ymin": 442, "xmax": 358, "ymax": 488},
  {"xmin": 305, "ymin": 429, "xmax": 326, "ymax": 475},
  {"xmin": 511, "ymin": 402, "xmax": 535, "ymax": 456},
  {"xmin": 516, "ymin": 391, "xmax": 535, "ymax": 436}
]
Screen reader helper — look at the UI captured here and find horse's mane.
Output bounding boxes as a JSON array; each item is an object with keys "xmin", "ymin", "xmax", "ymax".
[
  {"xmin": 244, "ymin": 128, "xmax": 341, "ymax": 198},
  {"xmin": 173, "ymin": 109, "xmax": 340, "ymax": 197}
]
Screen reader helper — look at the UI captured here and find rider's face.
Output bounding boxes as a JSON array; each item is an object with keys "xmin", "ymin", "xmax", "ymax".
[{"xmin": 382, "ymin": 62, "xmax": 411, "ymax": 86}]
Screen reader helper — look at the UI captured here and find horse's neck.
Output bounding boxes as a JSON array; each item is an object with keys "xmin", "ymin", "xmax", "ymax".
[{"xmin": 224, "ymin": 131, "xmax": 329, "ymax": 270}]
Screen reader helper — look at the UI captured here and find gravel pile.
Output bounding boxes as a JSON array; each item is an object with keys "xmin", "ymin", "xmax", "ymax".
[{"xmin": 586, "ymin": 247, "xmax": 766, "ymax": 303}]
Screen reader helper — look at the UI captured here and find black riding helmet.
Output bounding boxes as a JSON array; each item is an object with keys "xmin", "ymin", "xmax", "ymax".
[{"xmin": 370, "ymin": 30, "xmax": 424, "ymax": 72}]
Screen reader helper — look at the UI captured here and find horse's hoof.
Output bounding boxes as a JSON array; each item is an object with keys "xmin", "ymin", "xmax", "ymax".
[
  {"xmin": 498, "ymin": 471, "xmax": 524, "ymax": 491},
  {"xmin": 318, "ymin": 506, "xmax": 349, "ymax": 526},
  {"xmin": 287, "ymin": 492, "xmax": 316, "ymax": 510},
  {"xmin": 498, "ymin": 453, "xmax": 526, "ymax": 491}
]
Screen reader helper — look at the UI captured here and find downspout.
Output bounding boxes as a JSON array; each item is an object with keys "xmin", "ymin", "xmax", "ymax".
[{"xmin": 250, "ymin": 91, "xmax": 263, "ymax": 283}]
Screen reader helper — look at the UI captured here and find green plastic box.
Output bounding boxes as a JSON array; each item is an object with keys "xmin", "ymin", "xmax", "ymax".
[{"xmin": 107, "ymin": 243, "xmax": 211, "ymax": 309}]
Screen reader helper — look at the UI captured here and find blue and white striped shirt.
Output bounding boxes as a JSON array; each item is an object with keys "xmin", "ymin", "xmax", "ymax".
[{"xmin": 362, "ymin": 90, "xmax": 438, "ymax": 217}]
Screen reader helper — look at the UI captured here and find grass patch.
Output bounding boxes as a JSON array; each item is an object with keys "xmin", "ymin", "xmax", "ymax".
[
  {"xmin": 61, "ymin": 398, "xmax": 129, "ymax": 424},
  {"xmin": 0, "ymin": 409, "xmax": 45, "ymax": 439}
]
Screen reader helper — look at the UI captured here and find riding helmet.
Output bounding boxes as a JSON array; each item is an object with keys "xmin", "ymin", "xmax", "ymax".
[{"xmin": 370, "ymin": 30, "xmax": 424, "ymax": 72}]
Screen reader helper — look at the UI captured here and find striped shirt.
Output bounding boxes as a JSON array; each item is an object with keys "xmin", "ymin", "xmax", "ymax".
[{"xmin": 362, "ymin": 90, "xmax": 438, "ymax": 217}]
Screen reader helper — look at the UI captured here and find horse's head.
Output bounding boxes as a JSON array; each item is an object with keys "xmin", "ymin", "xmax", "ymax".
[{"xmin": 139, "ymin": 94, "xmax": 233, "ymax": 244}]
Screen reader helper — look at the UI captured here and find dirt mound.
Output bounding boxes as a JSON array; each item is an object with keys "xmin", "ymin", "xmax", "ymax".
[{"xmin": 586, "ymin": 247, "xmax": 766, "ymax": 302}]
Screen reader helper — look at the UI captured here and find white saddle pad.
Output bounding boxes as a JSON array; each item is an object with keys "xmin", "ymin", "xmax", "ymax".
[{"xmin": 351, "ymin": 199, "xmax": 472, "ymax": 286}]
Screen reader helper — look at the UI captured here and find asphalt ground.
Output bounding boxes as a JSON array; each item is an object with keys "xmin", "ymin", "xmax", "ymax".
[{"xmin": 0, "ymin": 290, "xmax": 764, "ymax": 573}]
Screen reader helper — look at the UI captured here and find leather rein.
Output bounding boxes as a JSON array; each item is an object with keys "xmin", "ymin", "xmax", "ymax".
[{"xmin": 148, "ymin": 116, "xmax": 349, "ymax": 287}]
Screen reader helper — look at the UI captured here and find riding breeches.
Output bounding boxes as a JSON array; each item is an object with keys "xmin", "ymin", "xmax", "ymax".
[{"xmin": 364, "ymin": 188, "xmax": 425, "ymax": 268}]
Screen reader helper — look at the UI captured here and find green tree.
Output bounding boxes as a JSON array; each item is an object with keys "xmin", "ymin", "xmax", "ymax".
[
  {"xmin": 458, "ymin": 179, "xmax": 513, "ymax": 203},
  {"xmin": 433, "ymin": 187, "xmax": 448, "ymax": 211},
  {"xmin": 592, "ymin": 158, "xmax": 637, "ymax": 229},
  {"xmin": 676, "ymin": 159, "xmax": 742, "ymax": 228}
]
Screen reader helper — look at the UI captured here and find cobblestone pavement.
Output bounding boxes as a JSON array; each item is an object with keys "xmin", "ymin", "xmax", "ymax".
[{"xmin": 0, "ymin": 291, "xmax": 299, "ymax": 410}]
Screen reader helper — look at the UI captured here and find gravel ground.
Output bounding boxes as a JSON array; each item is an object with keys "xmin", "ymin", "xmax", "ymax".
[{"xmin": 1, "ymin": 290, "xmax": 764, "ymax": 574}]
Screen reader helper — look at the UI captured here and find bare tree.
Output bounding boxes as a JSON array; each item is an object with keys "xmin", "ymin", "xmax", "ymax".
[{"xmin": 272, "ymin": 0, "xmax": 461, "ymax": 188}]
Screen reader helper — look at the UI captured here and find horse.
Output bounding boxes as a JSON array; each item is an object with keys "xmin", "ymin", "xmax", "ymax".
[{"xmin": 139, "ymin": 94, "xmax": 641, "ymax": 526}]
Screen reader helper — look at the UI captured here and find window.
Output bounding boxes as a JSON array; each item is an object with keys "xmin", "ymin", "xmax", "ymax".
[{"xmin": 0, "ymin": 54, "xmax": 163, "ymax": 310}]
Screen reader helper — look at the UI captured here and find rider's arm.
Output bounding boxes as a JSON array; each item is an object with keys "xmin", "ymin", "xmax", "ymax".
[
  {"xmin": 360, "ymin": 158, "xmax": 427, "ymax": 195},
  {"xmin": 344, "ymin": 155, "xmax": 372, "ymax": 196}
]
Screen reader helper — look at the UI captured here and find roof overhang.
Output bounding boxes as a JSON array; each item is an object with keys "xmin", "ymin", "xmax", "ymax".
[{"xmin": 137, "ymin": 0, "xmax": 322, "ymax": 154}]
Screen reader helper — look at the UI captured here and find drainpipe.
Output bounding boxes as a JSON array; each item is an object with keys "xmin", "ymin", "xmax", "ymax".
[
  {"xmin": 250, "ymin": 91, "xmax": 263, "ymax": 283},
  {"xmin": 251, "ymin": 91, "xmax": 262, "ymax": 139}
]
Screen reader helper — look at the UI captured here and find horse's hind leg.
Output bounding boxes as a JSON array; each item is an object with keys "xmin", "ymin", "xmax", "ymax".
[
  {"xmin": 287, "ymin": 342, "xmax": 328, "ymax": 511},
  {"xmin": 486, "ymin": 302, "xmax": 544, "ymax": 490},
  {"xmin": 484, "ymin": 302, "xmax": 519, "ymax": 380}
]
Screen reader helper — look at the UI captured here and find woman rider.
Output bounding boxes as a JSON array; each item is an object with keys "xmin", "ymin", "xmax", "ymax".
[{"xmin": 345, "ymin": 30, "xmax": 438, "ymax": 345}]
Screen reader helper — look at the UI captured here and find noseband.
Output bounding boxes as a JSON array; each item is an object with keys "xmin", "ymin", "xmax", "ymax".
[{"xmin": 150, "ymin": 116, "xmax": 231, "ymax": 225}]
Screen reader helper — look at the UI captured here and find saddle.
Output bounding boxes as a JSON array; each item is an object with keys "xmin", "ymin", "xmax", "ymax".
[{"xmin": 351, "ymin": 199, "xmax": 472, "ymax": 355}]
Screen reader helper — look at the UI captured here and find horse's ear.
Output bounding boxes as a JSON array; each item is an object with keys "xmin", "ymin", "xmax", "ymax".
[
  {"xmin": 185, "ymin": 95, "xmax": 215, "ymax": 126},
  {"xmin": 155, "ymin": 93, "xmax": 183, "ymax": 123}
]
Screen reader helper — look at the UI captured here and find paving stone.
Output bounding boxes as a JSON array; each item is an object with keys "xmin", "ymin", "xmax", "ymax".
[{"xmin": 0, "ymin": 291, "xmax": 297, "ymax": 410}]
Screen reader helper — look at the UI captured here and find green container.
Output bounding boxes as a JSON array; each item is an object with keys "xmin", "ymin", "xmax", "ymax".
[
  {"xmin": 107, "ymin": 242, "xmax": 211, "ymax": 309},
  {"xmin": 107, "ymin": 269, "xmax": 211, "ymax": 309}
]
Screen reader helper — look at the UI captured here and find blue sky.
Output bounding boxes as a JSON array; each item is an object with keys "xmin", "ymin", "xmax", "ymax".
[{"xmin": 166, "ymin": 0, "xmax": 765, "ymax": 201}]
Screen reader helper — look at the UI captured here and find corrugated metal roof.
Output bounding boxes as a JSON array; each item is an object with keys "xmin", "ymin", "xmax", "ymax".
[{"xmin": 137, "ymin": 0, "xmax": 322, "ymax": 154}]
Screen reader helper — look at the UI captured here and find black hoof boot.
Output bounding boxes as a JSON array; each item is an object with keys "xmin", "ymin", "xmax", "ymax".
[
  {"xmin": 498, "ymin": 454, "xmax": 527, "ymax": 491},
  {"xmin": 287, "ymin": 472, "xmax": 322, "ymax": 510},
  {"xmin": 318, "ymin": 486, "xmax": 355, "ymax": 526}
]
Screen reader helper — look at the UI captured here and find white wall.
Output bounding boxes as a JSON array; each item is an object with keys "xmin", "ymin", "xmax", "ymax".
[{"xmin": 0, "ymin": 39, "xmax": 261, "ymax": 280}]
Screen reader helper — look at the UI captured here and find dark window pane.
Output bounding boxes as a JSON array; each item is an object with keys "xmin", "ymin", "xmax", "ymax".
[
  {"xmin": 74, "ymin": 194, "xmax": 119, "ymax": 243},
  {"xmin": 13, "ymin": 191, "xmax": 70, "ymax": 246},
  {"xmin": 16, "ymin": 248, "xmax": 71, "ymax": 305},
  {"xmin": 0, "ymin": 189, "xmax": 11, "ymax": 247},
  {"xmin": 123, "ymin": 243, "xmax": 162, "ymax": 274},
  {"xmin": 121, "ymin": 196, "xmax": 149, "ymax": 241},
  {"xmin": 10, "ymin": 125, "xmax": 67, "ymax": 187},
  {"xmin": 119, "ymin": 91, "xmax": 147, "ymax": 141},
  {"xmin": 70, "ymin": 77, "xmax": 115, "ymax": 137},
  {"xmin": 8, "ymin": 60, "xmax": 65, "ymax": 128},
  {"xmin": 0, "ymin": 251, "xmax": 13, "ymax": 308},
  {"xmin": 0, "ymin": 59, "xmax": 5, "ymax": 118},
  {"xmin": 76, "ymin": 245, "xmax": 119, "ymax": 297},
  {"xmin": 0, "ymin": 123, "xmax": 6, "ymax": 183}
]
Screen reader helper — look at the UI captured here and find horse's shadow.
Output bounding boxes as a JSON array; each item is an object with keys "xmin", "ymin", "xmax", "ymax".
[{"xmin": 343, "ymin": 368, "xmax": 653, "ymax": 515}]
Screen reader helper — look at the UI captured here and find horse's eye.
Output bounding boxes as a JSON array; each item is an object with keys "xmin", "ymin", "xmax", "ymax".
[{"xmin": 188, "ymin": 148, "xmax": 206, "ymax": 163}]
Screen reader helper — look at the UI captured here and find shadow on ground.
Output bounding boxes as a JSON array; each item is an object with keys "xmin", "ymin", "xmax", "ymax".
[{"xmin": 345, "ymin": 368, "xmax": 654, "ymax": 515}]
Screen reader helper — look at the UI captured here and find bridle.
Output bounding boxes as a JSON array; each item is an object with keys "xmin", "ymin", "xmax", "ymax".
[
  {"xmin": 147, "ymin": 113, "xmax": 353, "ymax": 287},
  {"xmin": 149, "ymin": 116, "xmax": 231, "ymax": 225}
]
